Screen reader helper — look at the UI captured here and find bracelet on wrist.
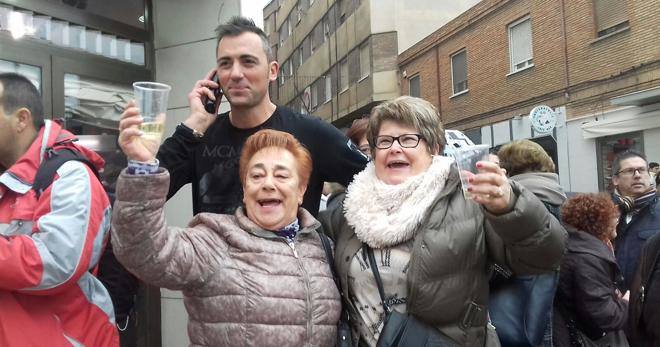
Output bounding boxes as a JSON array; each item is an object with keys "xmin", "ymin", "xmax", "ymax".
[
  {"xmin": 177, "ymin": 122, "xmax": 204, "ymax": 139},
  {"xmin": 127, "ymin": 159, "xmax": 160, "ymax": 175}
]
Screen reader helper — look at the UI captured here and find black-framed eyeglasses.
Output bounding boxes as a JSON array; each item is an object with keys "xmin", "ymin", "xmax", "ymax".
[
  {"xmin": 374, "ymin": 134, "xmax": 424, "ymax": 149},
  {"xmin": 616, "ymin": 167, "xmax": 648, "ymax": 177}
]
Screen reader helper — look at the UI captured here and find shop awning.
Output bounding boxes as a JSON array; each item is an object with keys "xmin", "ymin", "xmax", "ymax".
[{"xmin": 581, "ymin": 106, "xmax": 660, "ymax": 139}]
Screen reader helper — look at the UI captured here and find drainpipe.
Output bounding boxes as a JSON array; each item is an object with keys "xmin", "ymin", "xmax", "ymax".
[
  {"xmin": 435, "ymin": 45, "xmax": 443, "ymax": 123},
  {"xmin": 559, "ymin": 0, "xmax": 570, "ymax": 102}
]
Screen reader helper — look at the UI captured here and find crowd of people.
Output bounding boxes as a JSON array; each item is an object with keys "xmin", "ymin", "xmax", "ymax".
[{"xmin": 1, "ymin": 15, "xmax": 659, "ymax": 347}]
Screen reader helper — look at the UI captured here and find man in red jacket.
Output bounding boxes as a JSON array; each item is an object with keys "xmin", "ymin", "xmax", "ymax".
[{"xmin": 0, "ymin": 73, "xmax": 119, "ymax": 346}]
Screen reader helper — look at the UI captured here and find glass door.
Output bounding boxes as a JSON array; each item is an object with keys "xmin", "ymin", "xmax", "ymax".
[{"xmin": 0, "ymin": 43, "xmax": 52, "ymax": 115}]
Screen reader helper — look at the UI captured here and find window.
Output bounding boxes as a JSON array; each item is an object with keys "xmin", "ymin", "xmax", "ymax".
[
  {"xmin": 593, "ymin": 0, "xmax": 629, "ymax": 37},
  {"xmin": 264, "ymin": 19, "xmax": 270, "ymax": 35},
  {"xmin": 508, "ymin": 16, "xmax": 534, "ymax": 73},
  {"xmin": 280, "ymin": 61, "xmax": 289, "ymax": 85},
  {"xmin": 323, "ymin": 17, "xmax": 330, "ymax": 40},
  {"xmin": 311, "ymin": 22, "xmax": 325, "ymax": 53},
  {"xmin": 597, "ymin": 132, "xmax": 643, "ymax": 191},
  {"xmin": 359, "ymin": 44, "xmax": 370, "ymax": 79},
  {"xmin": 324, "ymin": 76, "xmax": 332, "ymax": 102},
  {"xmin": 310, "ymin": 34, "xmax": 315, "ymax": 55},
  {"xmin": 298, "ymin": 48, "xmax": 303, "ymax": 67},
  {"xmin": 279, "ymin": 19, "xmax": 289, "ymax": 44},
  {"xmin": 451, "ymin": 50, "xmax": 468, "ymax": 95},
  {"xmin": 340, "ymin": 59, "xmax": 349, "ymax": 92},
  {"xmin": 311, "ymin": 82, "xmax": 318, "ymax": 108},
  {"xmin": 296, "ymin": 4, "xmax": 302, "ymax": 23},
  {"xmin": 287, "ymin": 17, "xmax": 292, "ymax": 36},
  {"xmin": 339, "ymin": 0, "xmax": 348, "ymax": 24},
  {"xmin": 409, "ymin": 75, "xmax": 420, "ymax": 97}
]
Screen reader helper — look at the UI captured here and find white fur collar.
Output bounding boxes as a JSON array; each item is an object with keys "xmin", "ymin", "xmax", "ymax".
[{"xmin": 344, "ymin": 156, "xmax": 454, "ymax": 248}]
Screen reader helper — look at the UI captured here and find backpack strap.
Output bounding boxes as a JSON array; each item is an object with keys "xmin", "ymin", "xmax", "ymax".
[{"xmin": 33, "ymin": 148, "xmax": 100, "ymax": 199}]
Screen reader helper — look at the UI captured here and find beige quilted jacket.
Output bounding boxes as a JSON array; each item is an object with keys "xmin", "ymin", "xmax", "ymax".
[{"xmin": 111, "ymin": 169, "xmax": 341, "ymax": 347}]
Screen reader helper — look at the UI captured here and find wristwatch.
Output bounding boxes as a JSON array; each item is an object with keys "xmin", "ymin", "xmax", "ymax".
[{"xmin": 177, "ymin": 122, "xmax": 205, "ymax": 139}]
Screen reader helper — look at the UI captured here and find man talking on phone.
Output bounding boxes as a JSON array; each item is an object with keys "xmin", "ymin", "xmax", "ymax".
[{"xmin": 120, "ymin": 16, "xmax": 367, "ymax": 216}]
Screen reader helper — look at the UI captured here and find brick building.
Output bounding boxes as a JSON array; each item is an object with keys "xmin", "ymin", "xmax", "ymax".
[
  {"xmin": 263, "ymin": 0, "xmax": 478, "ymax": 127},
  {"xmin": 399, "ymin": 0, "xmax": 660, "ymax": 192}
]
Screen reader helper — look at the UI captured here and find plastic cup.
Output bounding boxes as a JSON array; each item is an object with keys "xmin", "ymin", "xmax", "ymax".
[
  {"xmin": 452, "ymin": 144, "xmax": 490, "ymax": 198},
  {"xmin": 133, "ymin": 81, "xmax": 171, "ymax": 154}
]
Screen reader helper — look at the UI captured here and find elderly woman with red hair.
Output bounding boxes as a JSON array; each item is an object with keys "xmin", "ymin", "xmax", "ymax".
[
  {"xmin": 111, "ymin": 129, "xmax": 340, "ymax": 346},
  {"xmin": 553, "ymin": 193, "xmax": 629, "ymax": 347}
]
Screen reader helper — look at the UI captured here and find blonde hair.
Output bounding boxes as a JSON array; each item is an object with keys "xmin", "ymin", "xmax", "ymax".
[{"xmin": 497, "ymin": 140, "xmax": 555, "ymax": 176}]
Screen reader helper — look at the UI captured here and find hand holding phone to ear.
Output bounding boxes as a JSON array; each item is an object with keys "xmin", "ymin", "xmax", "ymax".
[{"xmin": 184, "ymin": 68, "xmax": 223, "ymax": 135}]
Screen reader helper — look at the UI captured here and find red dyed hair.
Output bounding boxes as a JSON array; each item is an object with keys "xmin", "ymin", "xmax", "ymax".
[
  {"xmin": 239, "ymin": 129, "xmax": 312, "ymax": 189},
  {"xmin": 560, "ymin": 193, "xmax": 620, "ymax": 241}
]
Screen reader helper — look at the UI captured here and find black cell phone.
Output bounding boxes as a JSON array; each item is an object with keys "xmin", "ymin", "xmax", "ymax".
[{"xmin": 203, "ymin": 73, "xmax": 223, "ymax": 114}]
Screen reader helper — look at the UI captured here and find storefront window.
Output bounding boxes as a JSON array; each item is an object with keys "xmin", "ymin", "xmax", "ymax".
[
  {"xmin": 63, "ymin": 73, "xmax": 132, "ymax": 202},
  {"xmin": 43, "ymin": 0, "xmax": 146, "ymax": 29},
  {"xmin": 0, "ymin": 59, "xmax": 41, "ymax": 91},
  {"xmin": 597, "ymin": 132, "xmax": 644, "ymax": 191},
  {"xmin": 63, "ymin": 72, "xmax": 132, "ymax": 135}
]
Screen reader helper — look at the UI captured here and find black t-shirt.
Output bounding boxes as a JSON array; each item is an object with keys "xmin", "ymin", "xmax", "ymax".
[{"xmin": 157, "ymin": 106, "xmax": 367, "ymax": 216}]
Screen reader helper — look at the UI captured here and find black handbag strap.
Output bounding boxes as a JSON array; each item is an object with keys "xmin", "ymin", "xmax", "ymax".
[
  {"xmin": 318, "ymin": 232, "xmax": 352, "ymax": 324},
  {"xmin": 365, "ymin": 244, "xmax": 391, "ymax": 314},
  {"xmin": 318, "ymin": 232, "xmax": 339, "ymax": 282}
]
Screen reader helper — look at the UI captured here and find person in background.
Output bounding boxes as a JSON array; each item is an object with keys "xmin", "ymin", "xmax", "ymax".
[
  {"xmin": 649, "ymin": 162, "xmax": 658, "ymax": 178},
  {"xmin": 649, "ymin": 162, "xmax": 658, "ymax": 189},
  {"xmin": 120, "ymin": 16, "xmax": 366, "ymax": 217},
  {"xmin": 320, "ymin": 96, "xmax": 566, "ymax": 346},
  {"xmin": 628, "ymin": 231, "xmax": 660, "ymax": 346},
  {"xmin": 319, "ymin": 182, "xmax": 332, "ymax": 211},
  {"xmin": 610, "ymin": 151, "xmax": 660, "ymax": 291},
  {"xmin": 0, "ymin": 73, "xmax": 118, "ymax": 346},
  {"xmin": 112, "ymin": 126, "xmax": 340, "ymax": 346},
  {"xmin": 497, "ymin": 139, "xmax": 565, "ymax": 218},
  {"xmin": 496, "ymin": 139, "xmax": 567, "ymax": 346},
  {"xmin": 347, "ymin": 117, "xmax": 371, "ymax": 160},
  {"xmin": 553, "ymin": 193, "xmax": 629, "ymax": 347},
  {"xmin": 321, "ymin": 117, "xmax": 372, "ymax": 214}
]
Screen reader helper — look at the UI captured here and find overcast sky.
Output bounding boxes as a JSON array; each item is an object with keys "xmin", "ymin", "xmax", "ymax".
[
  {"xmin": 241, "ymin": 0, "xmax": 271, "ymax": 29},
  {"xmin": 239, "ymin": 0, "xmax": 482, "ymax": 32}
]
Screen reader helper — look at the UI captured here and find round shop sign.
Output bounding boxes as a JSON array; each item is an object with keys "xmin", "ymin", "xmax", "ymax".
[{"xmin": 529, "ymin": 105, "xmax": 557, "ymax": 134}]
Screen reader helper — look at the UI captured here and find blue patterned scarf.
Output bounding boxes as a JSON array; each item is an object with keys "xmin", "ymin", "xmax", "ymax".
[{"xmin": 274, "ymin": 219, "xmax": 300, "ymax": 242}]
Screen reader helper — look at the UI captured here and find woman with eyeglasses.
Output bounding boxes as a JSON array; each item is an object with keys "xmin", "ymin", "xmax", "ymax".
[
  {"xmin": 320, "ymin": 96, "xmax": 567, "ymax": 346},
  {"xmin": 553, "ymin": 193, "xmax": 629, "ymax": 347}
]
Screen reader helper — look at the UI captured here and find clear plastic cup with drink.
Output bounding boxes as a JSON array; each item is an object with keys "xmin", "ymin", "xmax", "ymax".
[
  {"xmin": 451, "ymin": 144, "xmax": 490, "ymax": 199},
  {"xmin": 133, "ymin": 81, "xmax": 171, "ymax": 155}
]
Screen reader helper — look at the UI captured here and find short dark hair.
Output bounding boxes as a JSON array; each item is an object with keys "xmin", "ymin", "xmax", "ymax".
[
  {"xmin": 215, "ymin": 16, "xmax": 274, "ymax": 61},
  {"xmin": 650, "ymin": 162, "xmax": 659, "ymax": 169},
  {"xmin": 611, "ymin": 150, "xmax": 647, "ymax": 177},
  {"xmin": 0, "ymin": 73, "xmax": 44, "ymax": 129},
  {"xmin": 346, "ymin": 118, "xmax": 369, "ymax": 145}
]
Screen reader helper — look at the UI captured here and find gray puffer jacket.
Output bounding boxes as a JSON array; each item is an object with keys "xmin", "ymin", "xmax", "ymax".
[
  {"xmin": 111, "ymin": 169, "xmax": 341, "ymax": 347},
  {"xmin": 509, "ymin": 172, "xmax": 567, "ymax": 207}
]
